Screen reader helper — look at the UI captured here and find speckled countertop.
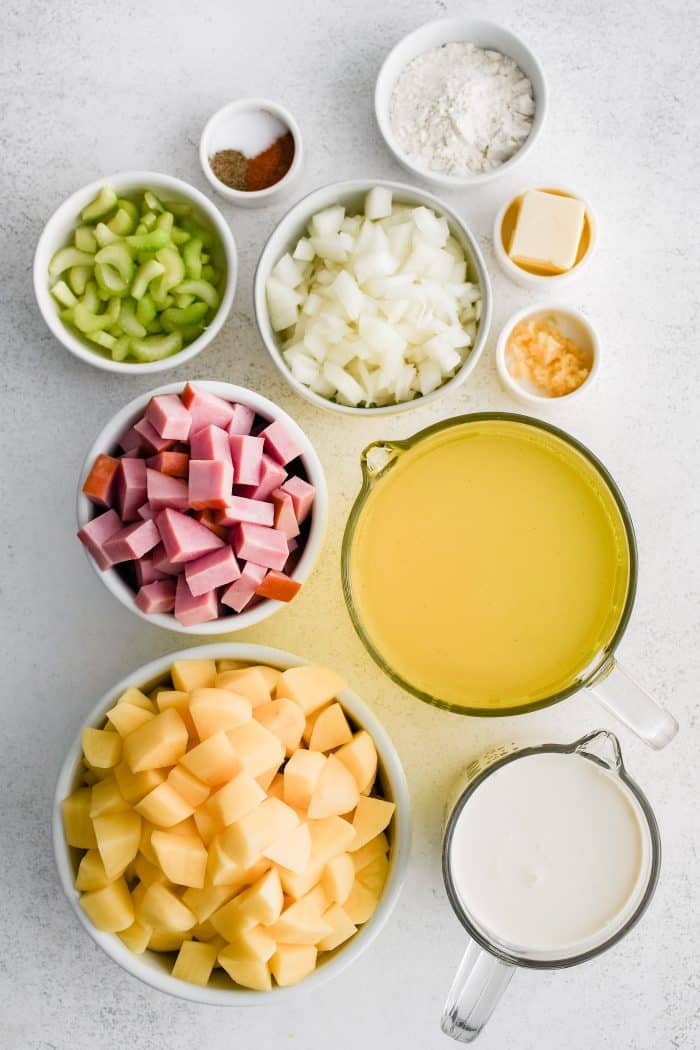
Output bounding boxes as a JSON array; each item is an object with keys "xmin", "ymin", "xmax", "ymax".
[{"xmin": 1, "ymin": 1, "xmax": 698, "ymax": 1048}]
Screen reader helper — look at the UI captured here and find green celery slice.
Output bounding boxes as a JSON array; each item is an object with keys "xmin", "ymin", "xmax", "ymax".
[
  {"xmin": 170, "ymin": 227, "xmax": 191, "ymax": 245},
  {"xmin": 95, "ymin": 243, "xmax": 134, "ymax": 285},
  {"xmin": 107, "ymin": 208, "xmax": 136, "ymax": 236},
  {"xmin": 161, "ymin": 302, "xmax": 208, "ymax": 330},
  {"xmin": 88, "ymin": 330, "xmax": 117, "ymax": 350},
  {"xmin": 156, "ymin": 246, "xmax": 185, "ymax": 292},
  {"xmin": 131, "ymin": 259, "xmax": 165, "ymax": 300},
  {"xmin": 143, "ymin": 190, "xmax": 164, "ymax": 213},
  {"xmin": 155, "ymin": 211, "xmax": 174, "ymax": 233},
  {"xmin": 175, "ymin": 279, "xmax": 219, "ymax": 309},
  {"xmin": 182, "ymin": 237, "xmax": 203, "ymax": 280},
  {"xmin": 139, "ymin": 211, "xmax": 157, "ymax": 230},
  {"xmin": 81, "ymin": 281, "xmax": 100, "ymax": 312},
  {"xmin": 163, "ymin": 200, "xmax": 191, "ymax": 217},
  {"xmin": 94, "ymin": 222, "xmax": 121, "ymax": 247},
  {"xmin": 136, "ymin": 294, "xmax": 157, "ymax": 326},
  {"xmin": 50, "ymin": 280, "xmax": 77, "ymax": 308},
  {"xmin": 68, "ymin": 266, "xmax": 92, "ymax": 295},
  {"xmin": 118, "ymin": 299, "xmax": 147, "ymax": 338},
  {"xmin": 74, "ymin": 226, "xmax": 97, "ymax": 253},
  {"xmin": 129, "ymin": 332, "xmax": 182, "ymax": 361},
  {"xmin": 80, "ymin": 186, "xmax": 118, "ymax": 223},
  {"xmin": 127, "ymin": 228, "xmax": 169, "ymax": 252},
  {"xmin": 111, "ymin": 336, "xmax": 131, "ymax": 361},
  {"xmin": 48, "ymin": 247, "xmax": 95, "ymax": 278}
]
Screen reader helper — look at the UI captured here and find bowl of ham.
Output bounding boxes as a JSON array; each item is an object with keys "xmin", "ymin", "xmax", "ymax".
[{"xmin": 76, "ymin": 381, "xmax": 327, "ymax": 633}]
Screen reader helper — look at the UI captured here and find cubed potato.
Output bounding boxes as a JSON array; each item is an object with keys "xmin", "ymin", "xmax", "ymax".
[
  {"xmin": 262, "ymin": 822, "xmax": 311, "ymax": 874},
  {"xmin": 151, "ymin": 829, "xmax": 208, "ymax": 888},
  {"xmin": 135, "ymin": 782, "xmax": 194, "ymax": 827},
  {"xmin": 253, "ymin": 698, "xmax": 305, "ymax": 755},
  {"xmin": 155, "ymin": 690, "xmax": 197, "ymax": 740},
  {"xmin": 114, "ymin": 762, "xmax": 165, "ymax": 804},
  {"xmin": 270, "ymin": 944, "xmax": 317, "ymax": 987},
  {"xmin": 226, "ymin": 720, "xmax": 284, "ymax": 779},
  {"xmin": 216, "ymin": 659, "xmax": 243, "ymax": 672},
  {"xmin": 217, "ymin": 956, "xmax": 271, "ymax": 991},
  {"xmin": 171, "ymin": 659, "xmax": 217, "ymax": 692},
  {"xmin": 256, "ymin": 766, "xmax": 279, "ymax": 791},
  {"xmin": 182, "ymin": 883, "xmax": 236, "ymax": 924},
  {"xmin": 137, "ymin": 883, "xmax": 196, "ymax": 932},
  {"xmin": 317, "ymin": 905, "xmax": 357, "ymax": 952},
  {"xmin": 308, "ymin": 702, "xmax": 353, "ymax": 752},
  {"xmin": 220, "ymin": 797, "xmax": 299, "ymax": 868},
  {"xmin": 123, "ymin": 708, "xmax": 188, "ymax": 773},
  {"xmin": 82, "ymin": 727, "xmax": 122, "ymax": 770},
  {"xmin": 283, "ymin": 749, "xmax": 326, "ymax": 810},
  {"xmin": 179, "ymin": 731, "xmax": 239, "ymax": 786},
  {"xmin": 253, "ymin": 665, "xmax": 283, "ymax": 693},
  {"xmin": 335, "ymin": 731, "xmax": 378, "ymax": 794},
  {"xmin": 172, "ymin": 940, "xmax": 218, "ymax": 986},
  {"xmin": 276, "ymin": 861, "xmax": 324, "ymax": 901},
  {"xmin": 351, "ymin": 832, "xmax": 389, "ymax": 872},
  {"xmin": 307, "ymin": 755, "xmax": 359, "ymax": 819},
  {"xmin": 133, "ymin": 853, "xmax": 167, "ymax": 886},
  {"xmin": 80, "ymin": 877, "xmax": 134, "ymax": 932},
  {"xmin": 106, "ymin": 702, "xmax": 155, "ymax": 737},
  {"xmin": 266, "ymin": 888, "xmax": 332, "ymax": 945},
  {"xmin": 275, "ymin": 666, "xmax": 346, "ymax": 715},
  {"xmin": 349, "ymin": 796, "xmax": 395, "ymax": 852},
  {"xmin": 322, "ymin": 852, "xmax": 355, "ymax": 905},
  {"xmin": 190, "ymin": 920, "xmax": 216, "ymax": 941},
  {"xmin": 210, "ymin": 869, "xmax": 283, "ymax": 937},
  {"xmin": 216, "ymin": 667, "xmax": 270, "ymax": 706},
  {"xmin": 267, "ymin": 773, "xmax": 284, "ymax": 801},
  {"xmin": 193, "ymin": 804, "xmax": 222, "ymax": 846},
  {"xmin": 89, "ymin": 777, "xmax": 129, "ymax": 818},
  {"xmin": 190, "ymin": 688, "xmax": 252, "ymax": 739},
  {"xmin": 166, "ymin": 765, "xmax": 210, "ymax": 808},
  {"xmin": 343, "ymin": 877, "xmax": 379, "ymax": 924},
  {"xmin": 118, "ymin": 919, "xmax": 153, "ymax": 954},
  {"xmin": 356, "ymin": 853, "xmax": 389, "ymax": 896},
  {"xmin": 75, "ymin": 849, "xmax": 111, "ymax": 892},
  {"xmin": 93, "ymin": 810, "xmax": 141, "ymax": 879},
  {"xmin": 115, "ymin": 687, "xmax": 156, "ymax": 712},
  {"xmin": 208, "ymin": 771, "xmax": 266, "ymax": 828},
  {"xmin": 218, "ymin": 924, "xmax": 276, "ymax": 964},
  {"xmin": 277, "ymin": 814, "xmax": 356, "ymax": 899},
  {"xmin": 148, "ymin": 929, "xmax": 189, "ymax": 952},
  {"xmin": 165, "ymin": 816, "xmax": 199, "ymax": 837}
]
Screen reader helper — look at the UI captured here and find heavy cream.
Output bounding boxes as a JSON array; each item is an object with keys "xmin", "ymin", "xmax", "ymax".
[{"xmin": 449, "ymin": 752, "xmax": 652, "ymax": 959}]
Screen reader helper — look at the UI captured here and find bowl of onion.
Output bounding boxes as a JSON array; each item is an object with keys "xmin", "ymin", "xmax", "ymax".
[{"xmin": 254, "ymin": 180, "xmax": 492, "ymax": 415}]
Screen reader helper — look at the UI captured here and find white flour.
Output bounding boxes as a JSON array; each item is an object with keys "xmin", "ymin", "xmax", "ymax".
[{"xmin": 390, "ymin": 42, "xmax": 535, "ymax": 176}]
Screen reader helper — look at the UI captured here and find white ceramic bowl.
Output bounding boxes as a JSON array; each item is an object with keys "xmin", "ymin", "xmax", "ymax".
[
  {"xmin": 493, "ymin": 185, "xmax": 598, "ymax": 289},
  {"xmin": 200, "ymin": 98, "xmax": 303, "ymax": 208},
  {"xmin": 253, "ymin": 179, "xmax": 492, "ymax": 416},
  {"xmin": 76, "ymin": 381, "xmax": 328, "ymax": 633},
  {"xmin": 496, "ymin": 303, "xmax": 601, "ymax": 407},
  {"xmin": 53, "ymin": 642, "xmax": 411, "ymax": 1005},
  {"xmin": 34, "ymin": 171, "xmax": 238, "ymax": 374},
  {"xmin": 375, "ymin": 17, "xmax": 547, "ymax": 188}
]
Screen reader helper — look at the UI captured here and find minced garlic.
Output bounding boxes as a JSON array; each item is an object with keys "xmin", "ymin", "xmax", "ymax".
[{"xmin": 505, "ymin": 316, "xmax": 590, "ymax": 397}]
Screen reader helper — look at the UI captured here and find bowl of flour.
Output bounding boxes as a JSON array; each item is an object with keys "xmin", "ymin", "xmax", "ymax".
[{"xmin": 375, "ymin": 18, "xmax": 547, "ymax": 187}]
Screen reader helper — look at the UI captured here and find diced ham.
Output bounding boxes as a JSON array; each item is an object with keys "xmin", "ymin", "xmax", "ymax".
[
  {"xmin": 145, "ymin": 394, "xmax": 192, "ymax": 441},
  {"xmin": 237, "ymin": 454, "xmax": 287, "ymax": 501},
  {"xmin": 119, "ymin": 426, "xmax": 145, "ymax": 455},
  {"xmin": 135, "ymin": 579, "xmax": 177, "ymax": 614},
  {"xmin": 156, "ymin": 508, "xmax": 225, "ymax": 564},
  {"xmin": 117, "ymin": 458, "xmax": 147, "ymax": 522},
  {"xmin": 146, "ymin": 468, "xmax": 190, "ymax": 512},
  {"xmin": 195, "ymin": 509, "xmax": 230, "ymax": 540},
  {"xmin": 77, "ymin": 509, "xmax": 122, "ymax": 570},
  {"xmin": 174, "ymin": 574, "xmax": 219, "ymax": 626},
  {"xmin": 134, "ymin": 554, "xmax": 168, "ymax": 587},
  {"xmin": 137, "ymin": 503, "xmax": 156, "ymax": 521},
  {"xmin": 146, "ymin": 451, "xmax": 189, "ymax": 478},
  {"xmin": 255, "ymin": 571, "xmax": 302, "ymax": 603},
  {"xmin": 271, "ymin": 488, "xmax": 300, "ymax": 539},
  {"xmin": 214, "ymin": 496, "xmax": 274, "ymax": 527},
  {"xmin": 259, "ymin": 419, "xmax": 304, "ymax": 466},
  {"xmin": 280, "ymin": 476, "xmax": 315, "ymax": 524},
  {"xmin": 152, "ymin": 542, "xmax": 185, "ymax": 576},
  {"xmin": 189, "ymin": 460, "xmax": 234, "ymax": 510},
  {"xmin": 221, "ymin": 561, "xmax": 267, "ymax": 613},
  {"xmin": 181, "ymin": 383, "xmax": 235, "ymax": 432},
  {"xmin": 184, "ymin": 546, "xmax": 241, "ymax": 597},
  {"xmin": 190, "ymin": 424, "xmax": 232, "ymax": 464},
  {"xmin": 227, "ymin": 403, "xmax": 255, "ymax": 436},
  {"xmin": 133, "ymin": 416, "xmax": 175, "ymax": 454},
  {"xmin": 229, "ymin": 434, "xmax": 264, "ymax": 486},
  {"xmin": 231, "ymin": 522, "xmax": 289, "ymax": 571},
  {"xmin": 103, "ymin": 519, "xmax": 161, "ymax": 564},
  {"xmin": 82, "ymin": 453, "xmax": 120, "ymax": 508}
]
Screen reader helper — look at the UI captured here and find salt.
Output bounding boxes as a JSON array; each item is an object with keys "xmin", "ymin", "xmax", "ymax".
[{"xmin": 208, "ymin": 108, "xmax": 288, "ymax": 159}]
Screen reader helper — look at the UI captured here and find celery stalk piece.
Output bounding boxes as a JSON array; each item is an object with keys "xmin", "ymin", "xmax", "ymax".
[
  {"xmin": 175, "ymin": 293, "xmax": 195, "ymax": 309},
  {"xmin": 74, "ymin": 302, "xmax": 116, "ymax": 334},
  {"xmin": 134, "ymin": 223, "xmax": 147, "ymax": 236},
  {"xmin": 156, "ymin": 246, "xmax": 185, "ymax": 292},
  {"xmin": 80, "ymin": 186, "xmax": 118, "ymax": 223},
  {"xmin": 136, "ymin": 294, "xmax": 157, "ymax": 327},
  {"xmin": 164, "ymin": 200, "xmax": 191, "ymax": 217},
  {"xmin": 155, "ymin": 211, "xmax": 174, "ymax": 234},
  {"xmin": 129, "ymin": 332, "xmax": 182, "ymax": 362},
  {"xmin": 118, "ymin": 299, "xmax": 147, "ymax": 338},
  {"xmin": 200, "ymin": 265, "xmax": 216, "ymax": 283},
  {"xmin": 59, "ymin": 307, "xmax": 75, "ymax": 325},
  {"xmin": 74, "ymin": 226, "xmax": 98, "ymax": 253},
  {"xmin": 111, "ymin": 336, "xmax": 131, "ymax": 362},
  {"xmin": 116, "ymin": 198, "xmax": 139, "ymax": 226},
  {"xmin": 161, "ymin": 302, "xmax": 208, "ymax": 331},
  {"xmin": 50, "ymin": 281, "xmax": 77, "ymax": 308},
  {"xmin": 183, "ymin": 221, "xmax": 213, "ymax": 248},
  {"xmin": 68, "ymin": 266, "xmax": 92, "ymax": 296},
  {"xmin": 94, "ymin": 222, "xmax": 121, "ymax": 247},
  {"xmin": 88, "ymin": 330, "xmax": 117, "ymax": 351},
  {"xmin": 182, "ymin": 237, "xmax": 203, "ymax": 280},
  {"xmin": 149, "ymin": 279, "xmax": 173, "ymax": 309},
  {"xmin": 95, "ymin": 283, "xmax": 113, "ymax": 301},
  {"xmin": 127, "ymin": 228, "xmax": 170, "ymax": 252},
  {"xmin": 95, "ymin": 243, "xmax": 134, "ymax": 286},
  {"xmin": 176, "ymin": 280, "xmax": 220, "ymax": 309},
  {"xmin": 143, "ymin": 190, "xmax": 164, "ymax": 213},
  {"xmin": 177, "ymin": 323, "xmax": 205, "ymax": 342},
  {"xmin": 200, "ymin": 252, "xmax": 210, "ymax": 264},
  {"xmin": 146, "ymin": 318, "xmax": 165, "ymax": 334},
  {"xmin": 140, "ymin": 211, "xmax": 158, "ymax": 231},
  {"xmin": 107, "ymin": 208, "xmax": 136, "ymax": 236},
  {"xmin": 81, "ymin": 281, "xmax": 100, "ymax": 313},
  {"xmin": 131, "ymin": 259, "xmax": 165, "ymax": 300},
  {"xmin": 170, "ymin": 227, "xmax": 191, "ymax": 246},
  {"xmin": 48, "ymin": 247, "xmax": 95, "ymax": 278}
]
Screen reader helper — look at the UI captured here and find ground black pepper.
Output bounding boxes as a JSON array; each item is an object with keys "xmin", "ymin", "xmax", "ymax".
[{"xmin": 209, "ymin": 149, "xmax": 248, "ymax": 190}]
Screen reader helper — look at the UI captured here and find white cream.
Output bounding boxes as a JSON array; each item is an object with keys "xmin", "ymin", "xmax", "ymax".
[{"xmin": 449, "ymin": 752, "xmax": 652, "ymax": 959}]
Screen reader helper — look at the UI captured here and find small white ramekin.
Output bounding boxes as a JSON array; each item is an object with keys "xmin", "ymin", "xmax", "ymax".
[
  {"xmin": 375, "ymin": 17, "xmax": 547, "ymax": 189},
  {"xmin": 53, "ymin": 642, "xmax": 411, "ymax": 1006},
  {"xmin": 496, "ymin": 303, "xmax": 601, "ymax": 407},
  {"xmin": 200, "ymin": 98, "xmax": 303, "ymax": 208},
  {"xmin": 76, "ymin": 381, "xmax": 328, "ymax": 634},
  {"xmin": 493, "ymin": 186, "xmax": 598, "ymax": 289},
  {"xmin": 34, "ymin": 171, "xmax": 237, "ymax": 374}
]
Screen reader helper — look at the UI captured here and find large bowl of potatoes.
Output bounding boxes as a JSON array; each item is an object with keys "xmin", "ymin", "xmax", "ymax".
[{"xmin": 53, "ymin": 643, "xmax": 410, "ymax": 1004}]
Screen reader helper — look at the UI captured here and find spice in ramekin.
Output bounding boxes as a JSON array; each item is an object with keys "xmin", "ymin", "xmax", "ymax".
[
  {"xmin": 506, "ymin": 316, "xmax": 590, "ymax": 397},
  {"xmin": 210, "ymin": 149, "xmax": 248, "ymax": 191},
  {"xmin": 210, "ymin": 131, "xmax": 295, "ymax": 192}
]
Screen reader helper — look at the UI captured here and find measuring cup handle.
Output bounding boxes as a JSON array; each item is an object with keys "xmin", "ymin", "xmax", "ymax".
[
  {"xmin": 586, "ymin": 658, "xmax": 678, "ymax": 749},
  {"xmin": 441, "ymin": 939, "xmax": 515, "ymax": 1043}
]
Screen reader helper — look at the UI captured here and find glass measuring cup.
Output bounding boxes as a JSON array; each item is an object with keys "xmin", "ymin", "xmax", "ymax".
[
  {"xmin": 441, "ymin": 730, "xmax": 661, "ymax": 1042},
  {"xmin": 341, "ymin": 413, "xmax": 678, "ymax": 748}
]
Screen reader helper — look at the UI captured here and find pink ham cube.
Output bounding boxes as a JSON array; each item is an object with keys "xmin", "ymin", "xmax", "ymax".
[
  {"xmin": 237, "ymin": 454, "xmax": 287, "ymax": 501},
  {"xmin": 231, "ymin": 522, "xmax": 289, "ymax": 571},
  {"xmin": 137, "ymin": 503, "xmax": 156, "ymax": 521},
  {"xmin": 189, "ymin": 460, "xmax": 234, "ymax": 510},
  {"xmin": 280, "ymin": 476, "xmax": 315, "ymax": 524},
  {"xmin": 77, "ymin": 509, "xmax": 122, "ymax": 570},
  {"xmin": 260, "ymin": 419, "xmax": 304, "ymax": 466},
  {"xmin": 118, "ymin": 458, "xmax": 147, "ymax": 522},
  {"xmin": 103, "ymin": 519, "xmax": 161, "ymax": 565},
  {"xmin": 184, "ymin": 546, "xmax": 241, "ymax": 597},
  {"xmin": 145, "ymin": 394, "xmax": 192, "ymax": 441},
  {"xmin": 119, "ymin": 426, "xmax": 146, "ymax": 455},
  {"xmin": 181, "ymin": 383, "xmax": 234, "ymax": 432},
  {"xmin": 135, "ymin": 579, "xmax": 177, "ymax": 615},
  {"xmin": 133, "ymin": 416, "xmax": 175, "ymax": 454},
  {"xmin": 215, "ymin": 496, "xmax": 274, "ymax": 527},
  {"xmin": 146, "ymin": 469, "xmax": 190, "ymax": 512},
  {"xmin": 152, "ymin": 542, "xmax": 185, "ymax": 576},
  {"xmin": 190, "ymin": 425, "xmax": 232, "ymax": 464},
  {"xmin": 156, "ymin": 508, "xmax": 225, "ymax": 564},
  {"xmin": 221, "ymin": 561, "xmax": 267, "ymax": 613},
  {"xmin": 174, "ymin": 574, "xmax": 219, "ymax": 627},
  {"xmin": 134, "ymin": 554, "xmax": 168, "ymax": 587},
  {"xmin": 227, "ymin": 403, "xmax": 255, "ymax": 436},
  {"xmin": 271, "ymin": 489, "xmax": 300, "ymax": 539},
  {"xmin": 229, "ymin": 434, "xmax": 264, "ymax": 486},
  {"xmin": 146, "ymin": 451, "xmax": 189, "ymax": 478}
]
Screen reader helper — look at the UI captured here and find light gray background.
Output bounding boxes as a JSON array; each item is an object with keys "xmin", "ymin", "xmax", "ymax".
[{"xmin": 1, "ymin": 1, "xmax": 698, "ymax": 1048}]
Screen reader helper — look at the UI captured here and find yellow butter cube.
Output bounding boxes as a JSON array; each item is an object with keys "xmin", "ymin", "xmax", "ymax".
[{"xmin": 508, "ymin": 189, "xmax": 586, "ymax": 274}]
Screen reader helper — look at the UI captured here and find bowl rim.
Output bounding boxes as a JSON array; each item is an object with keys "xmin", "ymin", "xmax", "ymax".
[
  {"xmin": 374, "ymin": 16, "xmax": 548, "ymax": 188},
  {"xmin": 253, "ymin": 177, "xmax": 493, "ymax": 416},
  {"xmin": 75, "ymin": 380, "xmax": 328, "ymax": 634},
  {"xmin": 199, "ymin": 97, "xmax": 304, "ymax": 203},
  {"xmin": 495, "ymin": 301, "xmax": 601, "ymax": 405},
  {"xmin": 53, "ymin": 641, "xmax": 411, "ymax": 1006},
  {"xmin": 33, "ymin": 170, "xmax": 238, "ymax": 374}
]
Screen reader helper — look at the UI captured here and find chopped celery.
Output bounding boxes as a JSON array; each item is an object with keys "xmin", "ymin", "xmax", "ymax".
[
  {"xmin": 131, "ymin": 259, "xmax": 165, "ymax": 300},
  {"xmin": 129, "ymin": 332, "xmax": 182, "ymax": 361},
  {"xmin": 107, "ymin": 208, "xmax": 136, "ymax": 236},
  {"xmin": 95, "ymin": 243, "xmax": 134, "ymax": 285},
  {"xmin": 176, "ymin": 279, "xmax": 220, "ymax": 309},
  {"xmin": 161, "ymin": 302, "xmax": 208, "ymax": 330},
  {"xmin": 155, "ymin": 211, "xmax": 173, "ymax": 233},
  {"xmin": 126, "ymin": 228, "xmax": 169, "ymax": 252},
  {"xmin": 201, "ymin": 252, "xmax": 210, "ymax": 264},
  {"xmin": 50, "ymin": 280, "xmax": 77, "ymax": 308},
  {"xmin": 178, "ymin": 323, "xmax": 205, "ymax": 342},
  {"xmin": 175, "ymin": 293, "xmax": 195, "ymax": 309},
  {"xmin": 116, "ymin": 198, "xmax": 139, "ymax": 226},
  {"xmin": 73, "ymin": 299, "xmax": 119, "ymax": 334},
  {"xmin": 48, "ymin": 247, "xmax": 95, "ymax": 277},
  {"xmin": 80, "ymin": 186, "xmax": 117, "ymax": 223},
  {"xmin": 200, "ymin": 265, "xmax": 216, "ymax": 283},
  {"xmin": 183, "ymin": 237, "xmax": 203, "ymax": 280},
  {"xmin": 143, "ymin": 190, "xmax": 164, "ymax": 213},
  {"xmin": 156, "ymin": 246, "xmax": 185, "ymax": 292},
  {"xmin": 139, "ymin": 211, "xmax": 158, "ymax": 230},
  {"xmin": 170, "ymin": 227, "xmax": 191, "ymax": 246},
  {"xmin": 164, "ymin": 200, "xmax": 191, "ymax": 217},
  {"xmin": 136, "ymin": 294, "xmax": 157, "ymax": 327},
  {"xmin": 87, "ymin": 330, "xmax": 117, "ymax": 351},
  {"xmin": 74, "ymin": 226, "xmax": 97, "ymax": 253},
  {"xmin": 146, "ymin": 317, "xmax": 165, "ymax": 334},
  {"xmin": 81, "ymin": 281, "xmax": 100, "ymax": 312},
  {"xmin": 118, "ymin": 299, "xmax": 147, "ymax": 338},
  {"xmin": 68, "ymin": 265, "xmax": 92, "ymax": 295},
  {"xmin": 94, "ymin": 222, "xmax": 121, "ymax": 247},
  {"xmin": 149, "ymin": 279, "xmax": 173, "ymax": 309},
  {"xmin": 111, "ymin": 336, "xmax": 131, "ymax": 362}
]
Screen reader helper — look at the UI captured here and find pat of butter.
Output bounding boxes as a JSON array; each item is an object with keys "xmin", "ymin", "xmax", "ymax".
[{"xmin": 508, "ymin": 190, "xmax": 586, "ymax": 274}]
